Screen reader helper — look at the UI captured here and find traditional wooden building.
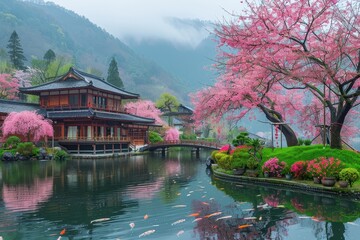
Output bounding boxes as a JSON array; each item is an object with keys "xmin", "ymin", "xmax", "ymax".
[
  {"xmin": 162, "ymin": 104, "xmax": 194, "ymax": 135},
  {"xmin": 16, "ymin": 67, "xmax": 157, "ymax": 154}
]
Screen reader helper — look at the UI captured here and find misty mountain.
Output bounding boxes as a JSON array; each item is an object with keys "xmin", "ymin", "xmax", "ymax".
[
  {"xmin": 127, "ymin": 18, "xmax": 219, "ymax": 98},
  {"xmin": 0, "ymin": 0, "xmax": 187, "ymax": 101}
]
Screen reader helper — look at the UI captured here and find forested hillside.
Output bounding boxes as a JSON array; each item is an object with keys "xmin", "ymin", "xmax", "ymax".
[{"xmin": 0, "ymin": 0, "xmax": 185, "ymax": 101}]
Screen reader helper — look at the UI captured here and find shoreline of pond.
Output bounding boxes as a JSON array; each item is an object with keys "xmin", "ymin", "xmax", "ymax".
[{"xmin": 212, "ymin": 167, "xmax": 360, "ymax": 201}]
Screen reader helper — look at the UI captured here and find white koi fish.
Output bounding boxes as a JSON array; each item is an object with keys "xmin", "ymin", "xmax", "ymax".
[
  {"xmin": 177, "ymin": 230, "xmax": 185, "ymax": 237},
  {"xmin": 216, "ymin": 215, "xmax": 232, "ymax": 221},
  {"xmin": 171, "ymin": 219, "xmax": 186, "ymax": 225},
  {"xmin": 172, "ymin": 205, "xmax": 187, "ymax": 208},
  {"xmin": 139, "ymin": 229, "xmax": 155, "ymax": 238},
  {"xmin": 192, "ymin": 218, "xmax": 202, "ymax": 222},
  {"xmin": 204, "ymin": 212, "xmax": 222, "ymax": 218},
  {"xmin": 129, "ymin": 222, "xmax": 135, "ymax": 229},
  {"xmin": 244, "ymin": 217, "xmax": 257, "ymax": 220},
  {"xmin": 90, "ymin": 218, "xmax": 110, "ymax": 224}
]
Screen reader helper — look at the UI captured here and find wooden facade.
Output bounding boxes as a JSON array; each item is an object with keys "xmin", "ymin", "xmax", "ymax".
[{"xmin": 14, "ymin": 67, "xmax": 158, "ymax": 154}]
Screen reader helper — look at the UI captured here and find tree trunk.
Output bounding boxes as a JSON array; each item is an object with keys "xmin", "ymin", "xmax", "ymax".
[
  {"xmin": 258, "ymin": 104, "xmax": 298, "ymax": 147},
  {"xmin": 330, "ymin": 122, "xmax": 342, "ymax": 149}
]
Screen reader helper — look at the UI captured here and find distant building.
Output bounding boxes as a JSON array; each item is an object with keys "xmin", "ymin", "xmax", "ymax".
[
  {"xmin": 1, "ymin": 67, "xmax": 158, "ymax": 154},
  {"xmin": 161, "ymin": 104, "xmax": 194, "ymax": 135}
]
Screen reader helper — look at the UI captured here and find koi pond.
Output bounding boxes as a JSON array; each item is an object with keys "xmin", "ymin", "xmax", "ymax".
[{"xmin": 0, "ymin": 150, "xmax": 360, "ymax": 239}]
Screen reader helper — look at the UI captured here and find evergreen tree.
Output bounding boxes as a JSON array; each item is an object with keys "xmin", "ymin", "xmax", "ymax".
[
  {"xmin": 43, "ymin": 49, "xmax": 56, "ymax": 65},
  {"xmin": 7, "ymin": 31, "xmax": 27, "ymax": 70},
  {"xmin": 106, "ymin": 57, "xmax": 124, "ymax": 89}
]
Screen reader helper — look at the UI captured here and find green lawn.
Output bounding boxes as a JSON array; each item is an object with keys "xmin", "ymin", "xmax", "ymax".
[{"xmin": 261, "ymin": 144, "xmax": 360, "ymax": 170}]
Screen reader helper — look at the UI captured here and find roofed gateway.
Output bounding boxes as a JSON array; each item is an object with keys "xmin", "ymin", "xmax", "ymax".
[{"xmin": 14, "ymin": 67, "xmax": 158, "ymax": 155}]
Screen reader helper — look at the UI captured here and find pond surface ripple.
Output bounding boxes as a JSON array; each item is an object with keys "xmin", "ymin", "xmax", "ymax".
[{"xmin": 0, "ymin": 150, "xmax": 360, "ymax": 239}]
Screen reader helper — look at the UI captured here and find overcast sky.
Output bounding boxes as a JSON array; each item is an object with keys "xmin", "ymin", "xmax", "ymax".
[{"xmin": 48, "ymin": 0, "xmax": 243, "ymax": 47}]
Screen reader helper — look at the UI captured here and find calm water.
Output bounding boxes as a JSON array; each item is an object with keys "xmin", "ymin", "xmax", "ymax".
[{"xmin": 0, "ymin": 150, "xmax": 360, "ymax": 240}]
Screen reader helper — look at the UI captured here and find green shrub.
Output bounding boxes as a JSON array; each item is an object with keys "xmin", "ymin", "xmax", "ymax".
[
  {"xmin": 54, "ymin": 150, "xmax": 69, "ymax": 161},
  {"xmin": 297, "ymin": 138, "xmax": 304, "ymax": 146},
  {"xmin": 149, "ymin": 131, "xmax": 163, "ymax": 143},
  {"xmin": 211, "ymin": 150, "xmax": 219, "ymax": 161},
  {"xmin": 339, "ymin": 168, "xmax": 360, "ymax": 187},
  {"xmin": 247, "ymin": 157, "xmax": 259, "ymax": 170},
  {"xmin": 304, "ymin": 139, "xmax": 312, "ymax": 146},
  {"xmin": 231, "ymin": 157, "xmax": 248, "ymax": 169},
  {"xmin": 232, "ymin": 132, "xmax": 251, "ymax": 146},
  {"xmin": 4, "ymin": 136, "xmax": 21, "ymax": 149},
  {"xmin": 16, "ymin": 142, "xmax": 36, "ymax": 158},
  {"xmin": 180, "ymin": 133, "xmax": 197, "ymax": 140},
  {"xmin": 217, "ymin": 154, "xmax": 232, "ymax": 170},
  {"xmin": 214, "ymin": 152, "xmax": 228, "ymax": 162},
  {"xmin": 231, "ymin": 148, "xmax": 250, "ymax": 169}
]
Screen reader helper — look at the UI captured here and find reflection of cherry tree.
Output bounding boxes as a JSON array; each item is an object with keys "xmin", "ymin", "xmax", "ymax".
[
  {"xmin": 2, "ymin": 177, "xmax": 53, "ymax": 212},
  {"xmin": 165, "ymin": 160, "xmax": 181, "ymax": 176},
  {"xmin": 125, "ymin": 177, "xmax": 164, "ymax": 200}
]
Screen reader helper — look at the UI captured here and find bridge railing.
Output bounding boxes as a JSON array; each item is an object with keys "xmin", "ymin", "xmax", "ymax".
[{"xmin": 146, "ymin": 140, "xmax": 222, "ymax": 149}]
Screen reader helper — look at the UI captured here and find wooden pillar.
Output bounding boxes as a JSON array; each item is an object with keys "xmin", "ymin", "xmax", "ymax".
[
  {"xmin": 93, "ymin": 144, "xmax": 96, "ymax": 155},
  {"xmin": 161, "ymin": 148, "xmax": 166, "ymax": 157},
  {"xmin": 196, "ymin": 147, "xmax": 200, "ymax": 159},
  {"xmin": 77, "ymin": 144, "xmax": 80, "ymax": 154}
]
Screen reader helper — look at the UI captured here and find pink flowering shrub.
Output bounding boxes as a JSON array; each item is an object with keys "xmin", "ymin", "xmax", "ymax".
[
  {"xmin": 317, "ymin": 157, "xmax": 343, "ymax": 178},
  {"xmin": 262, "ymin": 158, "xmax": 285, "ymax": 177},
  {"xmin": 164, "ymin": 128, "xmax": 180, "ymax": 141},
  {"xmin": 307, "ymin": 159, "xmax": 322, "ymax": 178},
  {"xmin": 290, "ymin": 161, "xmax": 307, "ymax": 179}
]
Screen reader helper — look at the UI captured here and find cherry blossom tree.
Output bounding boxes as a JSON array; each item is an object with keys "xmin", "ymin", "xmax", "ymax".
[
  {"xmin": 164, "ymin": 127, "xmax": 180, "ymax": 141},
  {"xmin": 124, "ymin": 100, "xmax": 164, "ymax": 125},
  {"xmin": 0, "ymin": 73, "xmax": 19, "ymax": 99},
  {"xmin": 210, "ymin": 0, "xmax": 360, "ymax": 149},
  {"xmin": 2, "ymin": 111, "xmax": 53, "ymax": 142}
]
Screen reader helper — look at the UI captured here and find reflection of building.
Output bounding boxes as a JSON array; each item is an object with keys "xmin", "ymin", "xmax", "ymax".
[
  {"xmin": 0, "ymin": 68, "xmax": 158, "ymax": 154},
  {"xmin": 162, "ymin": 104, "xmax": 194, "ymax": 134}
]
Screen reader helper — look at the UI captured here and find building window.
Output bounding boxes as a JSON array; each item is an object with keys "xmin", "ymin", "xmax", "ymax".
[
  {"xmin": 69, "ymin": 94, "xmax": 79, "ymax": 107},
  {"xmin": 81, "ymin": 94, "xmax": 87, "ymax": 107},
  {"xmin": 67, "ymin": 126, "xmax": 77, "ymax": 139}
]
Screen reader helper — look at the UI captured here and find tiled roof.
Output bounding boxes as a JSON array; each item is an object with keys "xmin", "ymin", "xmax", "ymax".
[
  {"xmin": 0, "ymin": 99, "xmax": 40, "ymax": 114},
  {"xmin": 46, "ymin": 109, "xmax": 156, "ymax": 125},
  {"xmin": 20, "ymin": 67, "xmax": 139, "ymax": 99}
]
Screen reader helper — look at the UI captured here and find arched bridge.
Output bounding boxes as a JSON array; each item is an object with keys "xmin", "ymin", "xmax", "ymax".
[{"xmin": 139, "ymin": 140, "xmax": 221, "ymax": 156}]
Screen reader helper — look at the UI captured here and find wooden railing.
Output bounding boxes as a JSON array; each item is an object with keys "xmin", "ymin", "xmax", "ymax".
[
  {"xmin": 58, "ymin": 136, "xmax": 130, "ymax": 142},
  {"xmin": 143, "ymin": 140, "xmax": 222, "ymax": 151}
]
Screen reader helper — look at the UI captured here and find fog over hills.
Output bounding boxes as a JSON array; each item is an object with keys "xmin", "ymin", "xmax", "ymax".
[{"xmin": 0, "ymin": 0, "xmax": 195, "ymax": 102}]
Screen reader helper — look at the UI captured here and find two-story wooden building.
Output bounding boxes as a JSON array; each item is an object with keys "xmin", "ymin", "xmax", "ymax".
[{"xmin": 16, "ymin": 67, "xmax": 158, "ymax": 154}]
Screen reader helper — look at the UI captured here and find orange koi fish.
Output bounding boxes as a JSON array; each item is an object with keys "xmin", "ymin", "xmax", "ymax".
[
  {"xmin": 188, "ymin": 213, "xmax": 200, "ymax": 217},
  {"xmin": 204, "ymin": 211, "xmax": 222, "ymax": 218},
  {"xmin": 144, "ymin": 214, "xmax": 149, "ymax": 220},
  {"xmin": 238, "ymin": 224, "xmax": 253, "ymax": 229},
  {"xmin": 60, "ymin": 229, "xmax": 66, "ymax": 235},
  {"xmin": 201, "ymin": 202, "xmax": 210, "ymax": 206}
]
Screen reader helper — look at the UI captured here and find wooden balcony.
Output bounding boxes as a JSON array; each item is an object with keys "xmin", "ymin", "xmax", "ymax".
[{"xmin": 58, "ymin": 136, "xmax": 130, "ymax": 144}]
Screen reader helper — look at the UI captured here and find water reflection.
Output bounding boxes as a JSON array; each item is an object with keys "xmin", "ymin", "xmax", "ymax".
[
  {"xmin": 0, "ymin": 151, "xmax": 359, "ymax": 239},
  {"xmin": 211, "ymin": 178, "xmax": 360, "ymax": 239},
  {"xmin": 3, "ymin": 177, "xmax": 53, "ymax": 212}
]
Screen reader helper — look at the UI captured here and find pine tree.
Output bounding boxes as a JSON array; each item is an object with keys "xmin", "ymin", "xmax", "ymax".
[
  {"xmin": 43, "ymin": 49, "xmax": 56, "ymax": 65},
  {"xmin": 106, "ymin": 57, "xmax": 124, "ymax": 89},
  {"xmin": 7, "ymin": 31, "xmax": 27, "ymax": 70}
]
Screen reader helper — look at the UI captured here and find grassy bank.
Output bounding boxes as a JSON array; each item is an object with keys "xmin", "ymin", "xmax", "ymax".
[{"xmin": 261, "ymin": 144, "xmax": 360, "ymax": 170}]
